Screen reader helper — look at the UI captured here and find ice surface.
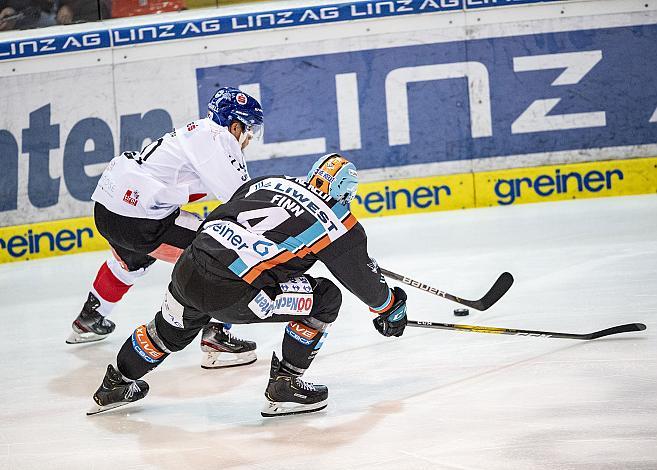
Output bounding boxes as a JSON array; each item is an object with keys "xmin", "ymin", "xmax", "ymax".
[{"xmin": 1, "ymin": 195, "xmax": 656, "ymax": 470}]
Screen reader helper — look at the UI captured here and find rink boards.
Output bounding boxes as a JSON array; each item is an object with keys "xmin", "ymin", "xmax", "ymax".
[
  {"xmin": 2, "ymin": 0, "xmax": 657, "ymax": 263},
  {"xmin": 1, "ymin": 156, "xmax": 655, "ymax": 263},
  {"xmin": 1, "ymin": 1, "xmax": 657, "ymax": 228}
]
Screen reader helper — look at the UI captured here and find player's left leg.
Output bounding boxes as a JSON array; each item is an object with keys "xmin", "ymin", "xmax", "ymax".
[
  {"xmin": 88, "ymin": 284, "xmax": 211, "ymax": 415},
  {"xmin": 186, "ymin": 273, "xmax": 340, "ymax": 416},
  {"xmin": 258, "ymin": 276, "xmax": 342, "ymax": 417}
]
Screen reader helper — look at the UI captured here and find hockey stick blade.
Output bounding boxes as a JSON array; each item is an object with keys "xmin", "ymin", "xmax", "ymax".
[
  {"xmin": 407, "ymin": 320, "xmax": 647, "ymax": 340},
  {"xmin": 380, "ymin": 268, "xmax": 514, "ymax": 311},
  {"xmin": 587, "ymin": 322, "xmax": 647, "ymax": 340}
]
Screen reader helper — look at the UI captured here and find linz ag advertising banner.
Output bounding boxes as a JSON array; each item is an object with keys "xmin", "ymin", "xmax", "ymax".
[
  {"xmin": 196, "ymin": 24, "xmax": 657, "ymax": 178},
  {"xmin": 2, "ymin": 21, "xmax": 656, "ymax": 226}
]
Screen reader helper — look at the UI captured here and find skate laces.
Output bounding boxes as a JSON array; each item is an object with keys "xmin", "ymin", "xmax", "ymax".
[
  {"xmin": 124, "ymin": 381, "xmax": 142, "ymax": 399},
  {"xmin": 223, "ymin": 328, "xmax": 246, "ymax": 343},
  {"xmin": 294, "ymin": 377, "xmax": 316, "ymax": 391}
]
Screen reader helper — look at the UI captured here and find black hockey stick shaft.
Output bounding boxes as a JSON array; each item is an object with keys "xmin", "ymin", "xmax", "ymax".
[
  {"xmin": 380, "ymin": 268, "xmax": 514, "ymax": 311},
  {"xmin": 407, "ymin": 320, "xmax": 646, "ymax": 340}
]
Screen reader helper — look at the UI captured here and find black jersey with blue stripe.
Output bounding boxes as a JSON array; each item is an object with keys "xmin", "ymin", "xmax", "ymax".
[{"xmin": 190, "ymin": 176, "xmax": 389, "ymax": 310}]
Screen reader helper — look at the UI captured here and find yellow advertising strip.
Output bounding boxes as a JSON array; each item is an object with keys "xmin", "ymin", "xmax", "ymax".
[
  {"xmin": 350, "ymin": 173, "xmax": 475, "ymax": 218},
  {"xmin": 0, "ymin": 200, "xmax": 222, "ymax": 264},
  {"xmin": 475, "ymin": 157, "xmax": 657, "ymax": 207},
  {"xmin": 1, "ymin": 157, "xmax": 656, "ymax": 264},
  {"xmin": 0, "ymin": 216, "xmax": 107, "ymax": 264}
]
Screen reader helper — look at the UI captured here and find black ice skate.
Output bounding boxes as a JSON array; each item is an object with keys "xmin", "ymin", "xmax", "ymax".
[
  {"xmin": 87, "ymin": 365, "xmax": 149, "ymax": 415},
  {"xmin": 200, "ymin": 322, "xmax": 257, "ymax": 369},
  {"xmin": 66, "ymin": 292, "xmax": 116, "ymax": 344},
  {"xmin": 261, "ymin": 352, "xmax": 328, "ymax": 417}
]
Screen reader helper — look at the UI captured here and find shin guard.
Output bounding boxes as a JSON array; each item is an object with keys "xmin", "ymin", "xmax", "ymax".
[
  {"xmin": 281, "ymin": 318, "xmax": 330, "ymax": 374},
  {"xmin": 117, "ymin": 322, "xmax": 170, "ymax": 380}
]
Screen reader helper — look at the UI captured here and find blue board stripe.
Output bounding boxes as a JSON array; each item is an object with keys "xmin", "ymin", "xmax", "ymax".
[{"xmin": 0, "ymin": 0, "xmax": 564, "ymax": 61}]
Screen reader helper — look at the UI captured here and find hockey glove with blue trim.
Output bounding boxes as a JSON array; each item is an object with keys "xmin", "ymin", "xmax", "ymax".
[{"xmin": 372, "ymin": 287, "xmax": 407, "ymax": 337}]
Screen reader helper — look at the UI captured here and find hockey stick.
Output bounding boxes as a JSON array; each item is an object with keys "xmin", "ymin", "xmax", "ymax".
[
  {"xmin": 380, "ymin": 268, "xmax": 514, "ymax": 311},
  {"xmin": 407, "ymin": 320, "xmax": 646, "ymax": 340}
]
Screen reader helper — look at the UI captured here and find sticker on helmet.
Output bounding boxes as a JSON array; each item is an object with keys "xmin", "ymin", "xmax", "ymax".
[
  {"xmin": 236, "ymin": 93, "xmax": 248, "ymax": 105},
  {"xmin": 316, "ymin": 169, "xmax": 336, "ymax": 183}
]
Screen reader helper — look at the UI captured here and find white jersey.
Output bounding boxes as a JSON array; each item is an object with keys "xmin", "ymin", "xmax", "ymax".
[{"xmin": 92, "ymin": 118, "xmax": 249, "ymax": 219}]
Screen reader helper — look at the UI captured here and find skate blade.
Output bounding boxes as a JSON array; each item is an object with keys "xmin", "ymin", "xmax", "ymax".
[
  {"xmin": 86, "ymin": 401, "xmax": 132, "ymax": 416},
  {"xmin": 200, "ymin": 351, "xmax": 257, "ymax": 369},
  {"xmin": 261, "ymin": 399, "xmax": 328, "ymax": 418},
  {"xmin": 66, "ymin": 331, "xmax": 109, "ymax": 344}
]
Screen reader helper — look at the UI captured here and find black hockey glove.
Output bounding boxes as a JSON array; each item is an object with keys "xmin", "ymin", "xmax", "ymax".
[{"xmin": 372, "ymin": 287, "xmax": 407, "ymax": 337}]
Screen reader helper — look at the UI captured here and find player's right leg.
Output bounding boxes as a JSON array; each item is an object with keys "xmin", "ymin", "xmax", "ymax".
[
  {"xmin": 67, "ymin": 203, "xmax": 161, "ymax": 344},
  {"xmin": 88, "ymin": 285, "xmax": 210, "ymax": 415}
]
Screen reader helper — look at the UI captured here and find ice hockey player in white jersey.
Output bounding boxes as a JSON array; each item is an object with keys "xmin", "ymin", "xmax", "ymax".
[{"xmin": 67, "ymin": 87, "xmax": 263, "ymax": 369}]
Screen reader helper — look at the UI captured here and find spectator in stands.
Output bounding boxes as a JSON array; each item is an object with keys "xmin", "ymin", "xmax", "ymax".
[
  {"xmin": 0, "ymin": 0, "xmax": 18, "ymax": 30},
  {"xmin": 111, "ymin": 0, "xmax": 185, "ymax": 19},
  {"xmin": 56, "ymin": 0, "xmax": 109, "ymax": 24},
  {"xmin": 0, "ymin": 0, "xmax": 55, "ymax": 30}
]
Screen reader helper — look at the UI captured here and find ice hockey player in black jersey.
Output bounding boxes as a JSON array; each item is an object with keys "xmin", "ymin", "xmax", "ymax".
[
  {"xmin": 87, "ymin": 154, "xmax": 408, "ymax": 417},
  {"xmin": 68, "ymin": 87, "xmax": 262, "ymax": 370}
]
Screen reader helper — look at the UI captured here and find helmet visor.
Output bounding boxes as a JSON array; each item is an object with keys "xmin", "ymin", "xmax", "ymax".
[{"xmin": 244, "ymin": 123, "xmax": 264, "ymax": 141}]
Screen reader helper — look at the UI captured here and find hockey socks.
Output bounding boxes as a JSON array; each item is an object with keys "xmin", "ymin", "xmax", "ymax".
[
  {"xmin": 69, "ymin": 258, "xmax": 149, "ymax": 344},
  {"xmin": 91, "ymin": 257, "xmax": 148, "ymax": 317}
]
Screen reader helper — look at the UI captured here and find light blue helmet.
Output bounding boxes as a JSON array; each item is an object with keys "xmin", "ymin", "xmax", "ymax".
[
  {"xmin": 307, "ymin": 153, "xmax": 359, "ymax": 205},
  {"xmin": 207, "ymin": 87, "xmax": 264, "ymax": 138}
]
